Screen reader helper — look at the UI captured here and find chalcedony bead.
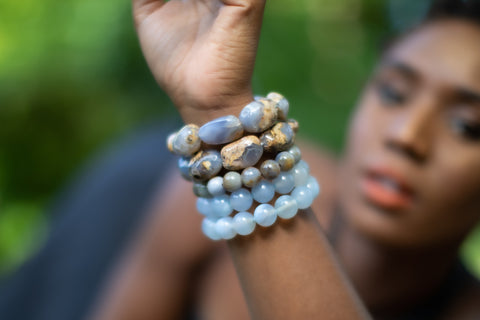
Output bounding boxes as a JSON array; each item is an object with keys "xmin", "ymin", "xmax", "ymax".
[
  {"xmin": 254, "ymin": 204, "xmax": 277, "ymax": 227},
  {"xmin": 221, "ymin": 136, "xmax": 263, "ymax": 170},
  {"xmin": 207, "ymin": 176, "xmax": 225, "ymax": 196},
  {"xmin": 189, "ymin": 150, "xmax": 223, "ymax": 181},
  {"xmin": 239, "ymin": 99, "xmax": 278, "ymax": 133},
  {"xmin": 287, "ymin": 145, "xmax": 302, "ymax": 163},
  {"xmin": 196, "ymin": 197, "xmax": 212, "ymax": 216},
  {"xmin": 233, "ymin": 212, "xmax": 256, "ymax": 236},
  {"xmin": 202, "ymin": 218, "xmax": 222, "ymax": 241},
  {"xmin": 211, "ymin": 195, "xmax": 233, "ymax": 217},
  {"xmin": 267, "ymin": 92, "xmax": 289, "ymax": 120},
  {"xmin": 178, "ymin": 157, "xmax": 193, "ymax": 181},
  {"xmin": 291, "ymin": 163, "xmax": 309, "ymax": 186},
  {"xmin": 241, "ymin": 167, "xmax": 262, "ymax": 188},
  {"xmin": 275, "ymin": 195, "xmax": 298, "ymax": 219},
  {"xmin": 287, "ymin": 119, "xmax": 299, "ymax": 133},
  {"xmin": 230, "ymin": 188, "xmax": 253, "ymax": 212},
  {"xmin": 193, "ymin": 182, "xmax": 212, "ymax": 198},
  {"xmin": 260, "ymin": 122, "xmax": 295, "ymax": 153},
  {"xmin": 172, "ymin": 124, "xmax": 201, "ymax": 156},
  {"xmin": 215, "ymin": 217, "xmax": 236, "ymax": 240},
  {"xmin": 223, "ymin": 172, "xmax": 242, "ymax": 192},
  {"xmin": 167, "ymin": 132, "xmax": 176, "ymax": 153},
  {"xmin": 252, "ymin": 180, "xmax": 275, "ymax": 203},
  {"xmin": 275, "ymin": 151, "xmax": 295, "ymax": 171},
  {"xmin": 297, "ymin": 160, "xmax": 310, "ymax": 174},
  {"xmin": 198, "ymin": 115, "xmax": 244, "ymax": 145},
  {"xmin": 273, "ymin": 171, "xmax": 295, "ymax": 194},
  {"xmin": 291, "ymin": 186, "xmax": 314, "ymax": 209},
  {"xmin": 306, "ymin": 176, "xmax": 321, "ymax": 198},
  {"xmin": 260, "ymin": 160, "xmax": 281, "ymax": 180}
]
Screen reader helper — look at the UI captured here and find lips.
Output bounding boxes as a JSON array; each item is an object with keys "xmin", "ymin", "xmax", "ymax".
[{"xmin": 360, "ymin": 167, "xmax": 415, "ymax": 210}]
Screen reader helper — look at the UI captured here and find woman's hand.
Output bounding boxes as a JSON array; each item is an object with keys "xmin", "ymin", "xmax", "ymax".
[{"xmin": 132, "ymin": 0, "xmax": 266, "ymax": 124}]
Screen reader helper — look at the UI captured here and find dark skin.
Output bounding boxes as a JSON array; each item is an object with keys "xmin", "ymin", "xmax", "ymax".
[{"xmin": 90, "ymin": 2, "xmax": 480, "ymax": 319}]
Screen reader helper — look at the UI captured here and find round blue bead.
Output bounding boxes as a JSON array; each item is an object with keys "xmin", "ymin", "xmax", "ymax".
[
  {"xmin": 252, "ymin": 180, "xmax": 275, "ymax": 203},
  {"xmin": 211, "ymin": 195, "xmax": 233, "ymax": 217},
  {"xmin": 230, "ymin": 188, "xmax": 253, "ymax": 212},
  {"xmin": 202, "ymin": 218, "xmax": 221, "ymax": 241},
  {"xmin": 233, "ymin": 212, "xmax": 256, "ymax": 236},
  {"xmin": 273, "ymin": 171, "xmax": 295, "ymax": 194},
  {"xmin": 215, "ymin": 217, "xmax": 236, "ymax": 240},
  {"xmin": 254, "ymin": 204, "xmax": 277, "ymax": 227},
  {"xmin": 291, "ymin": 186, "xmax": 313, "ymax": 209},
  {"xmin": 306, "ymin": 176, "xmax": 321, "ymax": 198},
  {"xmin": 207, "ymin": 176, "xmax": 225, "ymax": 196},
  {"xmin": 275, "ymin": 195, "xmax": 298, "ymax": 219},
  {"xmin": 196, "ymin": 197, "xmax": 212, "ymax": 216}
]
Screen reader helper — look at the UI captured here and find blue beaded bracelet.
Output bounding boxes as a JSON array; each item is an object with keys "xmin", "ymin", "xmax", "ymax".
[{"xmin": 200, "ymin": 173, "xmax": 320, "ymax": 240}]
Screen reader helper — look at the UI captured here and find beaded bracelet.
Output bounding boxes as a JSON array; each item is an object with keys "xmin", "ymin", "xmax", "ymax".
[{"xmin": 166, "ymin": 93, "xmax": 320, "ymax": 240}]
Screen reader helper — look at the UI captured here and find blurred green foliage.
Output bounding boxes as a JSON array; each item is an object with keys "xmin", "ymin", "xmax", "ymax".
[{"xmin": 0, "ymin": 0, "xmax": 479, "ymax": 277}]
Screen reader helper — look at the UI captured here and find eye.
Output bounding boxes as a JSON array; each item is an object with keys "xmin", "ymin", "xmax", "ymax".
[
  {"xmin": 451, "ymin": 118, "xmax": 480, "ymax": 141},
  {"xmin": 376, "ymin": 81, "xmax": 407, "ymax": 105}
]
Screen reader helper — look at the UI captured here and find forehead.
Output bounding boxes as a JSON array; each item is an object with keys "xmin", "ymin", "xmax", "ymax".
[{"xmin": 384, "ymin": 19, "xmax": 480, "ymax": 88}]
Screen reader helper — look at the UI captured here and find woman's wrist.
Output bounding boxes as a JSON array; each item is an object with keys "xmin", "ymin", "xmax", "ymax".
[{"xmin": 177, "ymin": 92, "xmax": 255, "ymax": 125}]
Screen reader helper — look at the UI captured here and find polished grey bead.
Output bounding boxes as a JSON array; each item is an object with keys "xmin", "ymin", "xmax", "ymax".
[
  {"xmin": 221, "ymin": 136, "xmax": 263, "ymax": 170},
  {"xmin": 275, "ymin": 151, "xmax": 295, "ymax": 171},
  {"xmin": 223, "ymin": 171, "xmax": 242, "ymax": 192},
  {"xmin": 193, "ymin": 182, "xmax": 212, "ymax": 198},
  {"xmin": 287, "ymin": 119, "xmax": 299, "ymax": 133},
  {"xmin": 239, "ymin": 99, "xmax": 278, "ymax": 133},
  {"xmin": 260, "ymin": 122, "xmax": 295, "ymax": 153},
  {"xmin": 241, "ymin": 167, "xmax": 262, "ymax": 188},
  {"xmin": 267, "ymin": 92, "xmax": 289, "ymax": 120},
  {"xmin": 260, "ymin": 160, "xmax": 281, "ymax": 180},
  {"xmin": 287, "ymin": 145, "xmax": 302, "ymax": 163},
  {"xmin": 189, "ymin": 150, "xmax": 223, "ymax": 181},
  {"xmin": 198, "ymin": 115, "xmax": 244, "ymax": 145},
  {"xmin": 178, "ymin": 157, "xmax": 193, "ymax": 181},
  {"xmin": 172, "ymin": 124, "xmax": 201, "ymax": 156}
]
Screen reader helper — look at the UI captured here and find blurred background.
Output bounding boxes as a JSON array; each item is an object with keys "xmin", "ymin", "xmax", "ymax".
[{"xmin": 0, "ymin": 0, "xmax": 479, "ymax": 279}]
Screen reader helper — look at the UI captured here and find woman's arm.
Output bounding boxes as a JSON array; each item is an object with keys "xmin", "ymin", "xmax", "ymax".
[
  {"xmin": 97, "ymin": 0, "xmax": 370, "ymax": 319},
  {"xmin": 229, "ymin": 209, "xmax": 369, "ymax": 319}
]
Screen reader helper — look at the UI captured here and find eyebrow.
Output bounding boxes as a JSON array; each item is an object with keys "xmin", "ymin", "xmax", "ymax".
[
  {"xmin": 381, "ymin": 61, "xmax": 419, "ymax": 81},
  {"xmin": 457, "ymin": 88, "xmax": 480, "ymax": 104}
]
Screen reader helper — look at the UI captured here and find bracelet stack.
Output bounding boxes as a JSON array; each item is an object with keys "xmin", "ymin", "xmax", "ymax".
[{"xmin": 167, "ymin": 93, "xmax": 320, "ymax": 240}]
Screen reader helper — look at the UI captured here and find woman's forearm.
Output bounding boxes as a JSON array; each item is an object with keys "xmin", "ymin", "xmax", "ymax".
[{"xmin": 228, "ymin": 208, "xmax": 370, "ymax": 320}]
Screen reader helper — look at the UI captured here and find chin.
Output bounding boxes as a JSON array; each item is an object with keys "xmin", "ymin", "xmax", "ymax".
[{"xmin": 338, "ymin": 187, "xmax": 443, "ymax": 249}]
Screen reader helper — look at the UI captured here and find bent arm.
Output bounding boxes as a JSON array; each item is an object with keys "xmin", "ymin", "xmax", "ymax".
[{"xmin": 229, "ymin": 208, "xmax": 369, "ymax": 319}]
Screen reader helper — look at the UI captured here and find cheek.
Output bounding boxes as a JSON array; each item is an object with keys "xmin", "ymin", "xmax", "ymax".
[
  {"xmin": 346, "ymin": 95, "xmax": 381, "ymax": 159},
  {"xmin": 426, "ymin": 147, "xmax": 480, "ymax": 222}
]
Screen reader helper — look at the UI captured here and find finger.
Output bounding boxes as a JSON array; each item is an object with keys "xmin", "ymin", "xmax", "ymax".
[{"xmin": 132, "ymin": 0, "xmax": 165, "ymax": 26}]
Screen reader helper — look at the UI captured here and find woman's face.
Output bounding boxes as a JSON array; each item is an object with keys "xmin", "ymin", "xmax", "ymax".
[{"xmin": 341, "ymin": 19, "xmax": 480, "ymax": 248}]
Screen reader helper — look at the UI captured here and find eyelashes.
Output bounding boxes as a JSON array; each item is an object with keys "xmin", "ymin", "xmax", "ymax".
[
  {"xmin": 451, "ymin": 118, "xmax": 480, "ymax": 141},
  {"xmin": 376, "ymin": 81, "xmax": 408, "ymax": 105}
]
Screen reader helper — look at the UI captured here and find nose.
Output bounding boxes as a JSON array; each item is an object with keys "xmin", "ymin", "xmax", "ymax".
[{"xmin": 385, "ymin": 98, "xmax": 436, "ymax": 163}]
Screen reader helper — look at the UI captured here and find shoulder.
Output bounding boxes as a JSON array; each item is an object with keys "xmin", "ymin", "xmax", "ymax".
[{"xmin": 297, "ymin": 139, "xmax": 339, "ymax": 230}]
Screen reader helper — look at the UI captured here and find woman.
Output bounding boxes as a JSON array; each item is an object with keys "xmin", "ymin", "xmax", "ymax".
[{"xmin": 92, "ymin": 0, "xmax": 480, "ymax": 319}]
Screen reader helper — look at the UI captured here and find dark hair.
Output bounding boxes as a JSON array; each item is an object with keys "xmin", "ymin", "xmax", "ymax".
[
  {"xmin": 427, "ymin": 0, "xmax": 480, "ymax": 25},
  {"xmin": 383, "ymin": 0, "xmax": 480, "ymax": 52}
]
